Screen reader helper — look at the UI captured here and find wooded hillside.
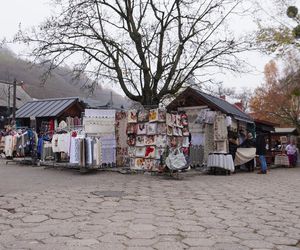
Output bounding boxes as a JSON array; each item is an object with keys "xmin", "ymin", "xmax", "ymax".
[{"xmin": 0, "ymin": 48, "xmax": 130, "ymax": 108}]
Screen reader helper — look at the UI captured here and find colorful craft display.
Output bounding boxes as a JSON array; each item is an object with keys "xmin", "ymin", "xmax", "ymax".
[{"xmin": 126, "ymin": 108, "xmax": 190, "ymax": 171}]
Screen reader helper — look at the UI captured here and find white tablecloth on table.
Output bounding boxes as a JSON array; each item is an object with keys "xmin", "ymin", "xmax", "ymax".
[
  {"xmin": 234, "ymin": 147, "xmax": 256, "ymax": 166},
  {"xmin": 274, "ymin": 154, "xmax": 289, "ymax": 166},
  {"xmin": 207, "ymin": 153, "xmax": 235, "ymax": 172}
]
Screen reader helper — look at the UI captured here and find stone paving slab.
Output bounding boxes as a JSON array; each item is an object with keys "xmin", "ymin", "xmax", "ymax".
[{"xmin": 0, "ymin": 162, "xmax": 300, "ymax": 249}]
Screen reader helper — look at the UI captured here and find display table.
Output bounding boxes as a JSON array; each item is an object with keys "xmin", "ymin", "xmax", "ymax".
[
  {"xmin": 274, "ymin": 154, "xmax": 289, "ymax": 167},
  {"xmin": 207, "ymin": 152, "xmax": 235, "ymax": 174},
  {"xmin": 234, "ymin": 148, "xmax": 256, "ymax": 166}
]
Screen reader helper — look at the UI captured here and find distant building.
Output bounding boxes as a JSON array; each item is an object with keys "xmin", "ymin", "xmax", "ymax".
[
  {"xmin": 15, "ymin": 97, "xmax": 85, "ymax": 132},
  {"xmin": 0, "ymin": 80, "xmax": 32, "ymax": 128}
]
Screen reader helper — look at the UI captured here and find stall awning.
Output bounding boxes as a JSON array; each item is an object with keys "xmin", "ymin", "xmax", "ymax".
[
  {"xmin": 167, "ymin": 87, "xmax": 254, "ymax": 124},
  {"xmin": 16, "ymin": 97, "xmax": 80, "ymax": 118}
]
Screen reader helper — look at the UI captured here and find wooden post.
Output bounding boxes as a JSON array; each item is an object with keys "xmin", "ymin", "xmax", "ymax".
[{"xmin": 12, "ymin": 79, "xmax": 17, "ymax": 125}]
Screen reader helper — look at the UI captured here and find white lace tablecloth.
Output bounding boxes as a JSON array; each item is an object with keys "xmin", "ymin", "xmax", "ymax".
[
  {"xmin": 207, "ymin": 153, "xmax": 235, "ymax": 172},
  {"xmin": 274, "ymin": 154, "xmax": 289, "ymax": 166},
  {"xmin": 234, "ymin": 147, "xmax": 256, "ymax": 166}
]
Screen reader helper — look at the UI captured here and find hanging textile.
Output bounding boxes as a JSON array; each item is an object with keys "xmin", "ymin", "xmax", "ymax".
[
  {"xmin": 101, "ymin": 135, "xmax": 116, "ymax": 164},
  {"xmin": 92, "ymin": 138, "xmax": 102, "ymax": 165},
  {"xmin": 74, "ymin": 116, "xmax": 81, "ymax": 126},
  {"xmin": 42, "ymin": 142, "xmax": 53, "ymax": 161},
  {"xmin": 85, "ymin": 137, "xmax": 93, "ymax": 165},
  {"xmin": 189, "ymin": 145, "xmax": 204, "ymax": 166},
  {"xmin": 4, "ymin": 135, "xmax": 14, "ymax": 157},
  {"xmin": 58, "ymin": 120, "xmax": 68, "ymax": 129},
  {"xmin": 234, "ymin": 148, "xmax": 256, "ymax": 166},
  {"xmin": 69, "ymin": 137, "xmax": 80, "ymax": 164},
  {"xmin": 204, "ymin": 124, "xmax": 214, "ymax": 164},
  {"xmin": 79, "ymin": 139, "xmax": 85, "ymax": 166},
  {"xmin": 214, "ymin": 115, "xmax": 228, "ymax": 141},
  {"xmin": 52, "ymin": 134, "xmax": 59, "ymax": 153},
  {"xmin": 57, "ymin": 133, "xmax": 71, "ymax": 154},
  {"xmin": 16, "ymin": 135, "xmax": 23, "ymax": 157},
  {"xmin": 0, "ymin": 136, "xmax": 5, "ymax": 153}
]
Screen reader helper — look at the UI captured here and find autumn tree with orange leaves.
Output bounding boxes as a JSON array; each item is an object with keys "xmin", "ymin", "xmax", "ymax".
[{"xmin": 250, "ymin": 58, "xmax": 300, "ymax": 133}]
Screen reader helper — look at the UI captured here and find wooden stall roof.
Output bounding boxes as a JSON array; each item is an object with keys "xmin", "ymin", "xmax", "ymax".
[
  {"xmin": 167, "ymin": 87, "xmax": 254, "ymax": 124},
  {"xmin": 16, "ymin": 97, "xmax": 84, "ymax": 118}
]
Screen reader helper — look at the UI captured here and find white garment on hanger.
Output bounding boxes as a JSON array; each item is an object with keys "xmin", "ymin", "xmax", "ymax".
[
  {"xmin": 226, "ymin": 116, "xmax": 232, "ymax": 127},
  {"xmin": 4, "ymin": 135, "xmax": 13, "ymax": 157},
  {"xmin": 85, "ymin": 137, "xmax": 93, "ymax": 165},
  {"xmin": 58, "ymin": 133, "xmax": 71, "ymax": 154},
  {"xmin": 52, "ymin": 134, "xmax": 59, "ymax": 153},
  {"xmin": 59, "ymin": 120, "xmax": 68, "ymax": 129}
]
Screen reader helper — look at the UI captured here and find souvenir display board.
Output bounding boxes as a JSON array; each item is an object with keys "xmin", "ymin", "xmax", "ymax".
[{"xmin": 126, "ymin": 108, "xmax": 190, "ymax": 171}]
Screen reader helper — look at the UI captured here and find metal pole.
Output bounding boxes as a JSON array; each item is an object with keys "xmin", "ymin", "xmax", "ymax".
[
  {"xmin": 12, "ymin": 78, "xmax": 17, "ymax": 124},
  {"xmin": 110, "ymin": 91, "xmax": 113, "ymax": 107},
  {"xmin": 7, "ymin": 84, "xmax": 11, "ymax": 116}
]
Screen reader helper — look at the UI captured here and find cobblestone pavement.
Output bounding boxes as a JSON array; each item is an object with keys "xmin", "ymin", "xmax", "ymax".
[{"xmin": 1, "ymin": 162, "xmax": 300, "ymax": 250}]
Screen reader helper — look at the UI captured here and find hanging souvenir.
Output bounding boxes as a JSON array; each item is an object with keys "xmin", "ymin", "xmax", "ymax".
[
  {"xmin": 145, "ymin": 135, "xmax": 156, "ymax": 145},
  {"xmin": 158, "ymin": 108, "xmax": 166, "ymax": 122},
  {"xmin": 157, "ymin": 123, "xmax": 167, "ymax": 134},
  {"xmin": 166, "ymin": 113, "xmax": 172, "ymax": 126},
  {"xmin": 182, "ymin": 127, "xmax": 189, "ymax": 136},
  {"xmin": 149, "ymin": 109, "xmax": 158, "ymax": 122},
  {"xmin": 156, "ymin": 135, "xmax": 167, "ymax": 147},
  {"xmin": 173, "ymin": 127, "xmax": 182, "ymax": 136},
  {"xmin": 182, "ymin": 136, "xmax": 190, "ymax": 147},
  {"xmin": 176, "ymin": 114, "xmax": 183, "ymax": 128},
  {"xmin": 155, "ymin": 146, "xmax": 166, "ymax": 160},
  {"xmin": 116, "ymin": 111, "xmax": 127, "ymax": 121},
  {"xmin": 181, "ymin": 113, "xmax": 188, "ymax": 126},
  {"xmin": 127, "ymin": 134, "xmax": 136, "ymax": 146},
  {"xmin": 134, "ymin": 158, "xmax": 145, "ymax": 169},
  {"xmin": 128, "ymin": 110, "xmax": 137, "ymax": 123},
  {"xmin": 135, "ymin": 147, "xmax": 146, "ymax": 157},
  {"xmin": 136, "ymin": 135, "xmax": 145, "ymax": 146},
  {"xmin": 138, "ymin": 110, "xmax": 149, "ymax": 122},
  {"xmin": 153, "ymin": 160, "xmax": 161, "ymax": 171},
  {"xmin": 177, "ymin": 136, "xmax": 183, "ymax": 147},
  {"xmin": 168, "ymin": 136, "xmax": 177, "ymax": 148},
  {"xmin": 128, "ymin": 147, "xmax": 136, "ymax": 157},
  {"xmin": 145, "ymin": 146, "xmax": 156, "ymax": 158},
  {"xmin": 126, "ymin": 123, "xmax": 137, "ymax": 134},
  {"xmin": 172, "ymin": 114, "xmax": 177, "ymax": 127},
  {"xmin": 145, "ymin": 159, "xmax": 155, "ymax": 171},
  {"xmin": 167, "ymin": 125, "xmax": 173, "ymax": 136},
  {"xmin": 137, "ymin": 123, "xmax": 147, "ymax": 135},
  {"xmin": 147, "ymin": 123, "xmax": 157, "ymax": 135},
  {"xmin": 129, "ymin": 158, "xmax": 135, "ymax": 168}
]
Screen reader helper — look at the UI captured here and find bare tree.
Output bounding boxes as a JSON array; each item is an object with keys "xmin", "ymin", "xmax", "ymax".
[{"xmin": 16, "ymin": 0, "xmax": 251, "ymax": 106}]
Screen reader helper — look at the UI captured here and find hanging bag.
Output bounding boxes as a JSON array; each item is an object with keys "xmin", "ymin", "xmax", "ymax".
[{"xmin": 166, "ymin": 148, "xmax": 187, "ymax": 170}]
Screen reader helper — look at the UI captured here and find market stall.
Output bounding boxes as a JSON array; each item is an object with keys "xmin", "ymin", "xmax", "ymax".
[
  {"xmin": 125, "ymin": 108, "xmax": 190, "ymax": 172},
  {"xmin": 168, "ymin": 87, "xmax": 255, "ymax": 174}
]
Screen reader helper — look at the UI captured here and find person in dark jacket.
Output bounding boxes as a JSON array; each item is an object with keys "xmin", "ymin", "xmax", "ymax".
[
  {"xmin": 228, "ymin": 131, "xmax": 238, "ymax": 161},
  {"xmin": 239, "ymin": 132, "xmax": 255, "ymax": 148},
  {"xmin": 256, "ymin": 133, "xmax": 267, "ymax": 174},
  {"xmin": 239, "ymin": 132, "xmax": 256, "ymax": 172}
]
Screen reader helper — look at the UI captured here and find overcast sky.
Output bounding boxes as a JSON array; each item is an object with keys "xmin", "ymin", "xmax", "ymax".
[{"xmin": 0, "ymin": 0, "xmax": 273, "ymax": 94}]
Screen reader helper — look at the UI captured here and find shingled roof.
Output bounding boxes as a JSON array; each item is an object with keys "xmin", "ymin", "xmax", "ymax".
[
  {"xmin": 168, "ymin": 87, "xmax": 254, "ymax": 123},
  {"xmin": 15, "ymin": 97, "xmax": 82, "ymax": 118}
]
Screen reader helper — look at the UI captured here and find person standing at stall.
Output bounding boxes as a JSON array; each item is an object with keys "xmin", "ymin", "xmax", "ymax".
[
  {"xmin": 256, "ymin": 133, "xmax": 267, "ymax": 174},
  {"xmin": 285, "ymin": 139, "xmax": 298, "ymax": 167},
  {"xmin": 239, "ymin": 132, "xmax": 256, "ymax": 172}
]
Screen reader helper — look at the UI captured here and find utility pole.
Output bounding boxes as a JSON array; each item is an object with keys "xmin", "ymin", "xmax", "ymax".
[
  {"xmin": 110, "ymin": 91, "xmax": 113, "ymax": 107},
  {"xmin": 7, "ymin": 84, "xmax": 11, "ymax": 116},
  {"xmin": 12, "ymin": 78, "xmax": 17, "ymax": 125}
]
